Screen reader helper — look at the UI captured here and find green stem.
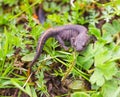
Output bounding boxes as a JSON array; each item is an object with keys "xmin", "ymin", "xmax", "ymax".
[
  {"xmin": 55, "ymin": 55, "xmax": 89, "ymax": 81},
  {"xmin": 10, "ymin": 0, "xmax": 42, "ymax": 21}
]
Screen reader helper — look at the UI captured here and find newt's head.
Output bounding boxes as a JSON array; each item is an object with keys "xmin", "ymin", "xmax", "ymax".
[{"xmin": 73, "ymin": 32, "xmax": 89, "ymax": 51}]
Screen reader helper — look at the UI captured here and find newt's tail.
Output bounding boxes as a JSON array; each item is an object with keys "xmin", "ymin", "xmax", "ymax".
[{"xmin": 29, "ymin": 31, "xmax": 48, "ymax": 72}]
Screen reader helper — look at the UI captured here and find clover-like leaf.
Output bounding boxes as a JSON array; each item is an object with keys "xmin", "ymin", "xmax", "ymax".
[
  {"xmin": 90, "ymin": 69, "xmax": 105, "ymax": 86},
  {"xmin": 97, "ymin": 61, "xmax": 117, "ymax": 80},
  {"xmin": 102, "ymin": 19, "xmax": 120, "ymax": 37},
  {"xmin": 93, "ymin": 41, "xmax": 112, "ymax": 66},
  {"xmin": 77, "ymin": 44, "xmax": 94, "ymax": 70},
  {"xmin": 102, "ymin": 81, "xmax": 119, "ymax": 97}
]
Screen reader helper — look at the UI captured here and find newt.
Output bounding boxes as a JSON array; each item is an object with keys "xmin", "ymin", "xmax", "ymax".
[{"xmin": 29, "ymin": 24, "xmax": 89, "ymax": 71}]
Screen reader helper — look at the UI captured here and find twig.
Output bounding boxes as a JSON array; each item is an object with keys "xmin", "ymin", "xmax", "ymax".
[{"xmin": 23, "ymin": 72, "xmax": 33, "ymax": 88}]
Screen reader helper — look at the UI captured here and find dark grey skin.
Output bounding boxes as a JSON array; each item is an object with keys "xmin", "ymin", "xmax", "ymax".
[
  {"xmin": 29, "ymin": 24, "xmax": 89, "ymax": 70},
  {"xmin": 38, "ymin": 4, "xmax": 45, "ymax": 24}
]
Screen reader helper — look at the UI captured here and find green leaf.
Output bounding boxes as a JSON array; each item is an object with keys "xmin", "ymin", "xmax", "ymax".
[
  {"xmin": 94, "ymin": 42, "xmax": 112, "ymax": 66},
  {"xmin": 71, "ymin": 92, "xmax": 90, "ymax": 97},
  {"xmin": 11, "ymin": 78, "xmax": 27, "ymax": 94},
  {"xmin": 91, "ymin": 92, "xmax": 102, "ymax": 97},
  {"xmin": 4, "ymin": 0, "xmax": 18, "ymax": 6},
  {"xmin": 112, "ymin": 20, "xmax": 120, "ymax": 31},
  {"xmin": 102, "ymin": 34, "xmax": 113, "ymax": 43},
  {"xmin": 31, "ymin": 87, "xmax": 37, "ymax": 97},
  {"xmin": 48, "ymin": 14, "xmax": 62, "ymax": 24},
  {"xmin": 114, "ymin": 87, "xmax": 120, "ymax": 97},
  {"xmin": 90, "ymin": 69, "xmax": 105, "ymax": 86},
  {"xmin": 102, "ymin": 23, "xmax": 115, "ymax": 35},
  {"xmin": 25, "ymin": 84, "xmax": 34, "ymax": 97},
  {"xmin": 97, "ymin": 61, "xmax": 117, "ymax": 80},
  {"xmin": 21, "ymin": 53, "xmax": 35, "ymax": 62},
  {"xmin": 115, "ymin": 0, "xmax": 120, "ymax": 4},
  {"xmin": 110, "ymin": 45, "xmax": 120, "ymax": 61},
  {"xmin": 77, "ymin": 56, "xmax": 93, "ymax": 70},
  {"xmin": 102, "ymin": 20, "xmax": 120, "ymax": 39},
  {"xmin": 77, "ymin": 44, "xmax": 94, "ymax": 70},
  {"xmin": 68, "ymin": 80, "xmax": 84, "ymax": 90},
  {"xmin": 102, "ymin": 81, "xmax": 119, "ymax": 97},
  {"xmin": 94, "ymin": 47, "xmax": 112, "ymax": 66},
  {"xmin": 11, "ymin": 78, "xmax": 32, "ymax": 96},
  {"xmin": 89, "ymin": 25, "xmax": 101, "ymax": 39},
  {"xmin": 0, "ymin": 78, "xmax": 12, "ymax": 88}
]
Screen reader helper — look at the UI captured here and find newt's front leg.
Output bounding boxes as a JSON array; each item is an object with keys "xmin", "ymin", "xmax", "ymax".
[
  {"xmin": 70, "ymin": 37, "xmax": 75, "ymax": 48},
  {"xmin": 55, "ymin": 35, "xmax": 69, "ymax": 51}
]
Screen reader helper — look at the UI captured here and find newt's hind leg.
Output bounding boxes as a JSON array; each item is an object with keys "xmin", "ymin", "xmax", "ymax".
[{"xmin": 55, "ymin": 35, "xmax": 69, "ymax": 51}]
